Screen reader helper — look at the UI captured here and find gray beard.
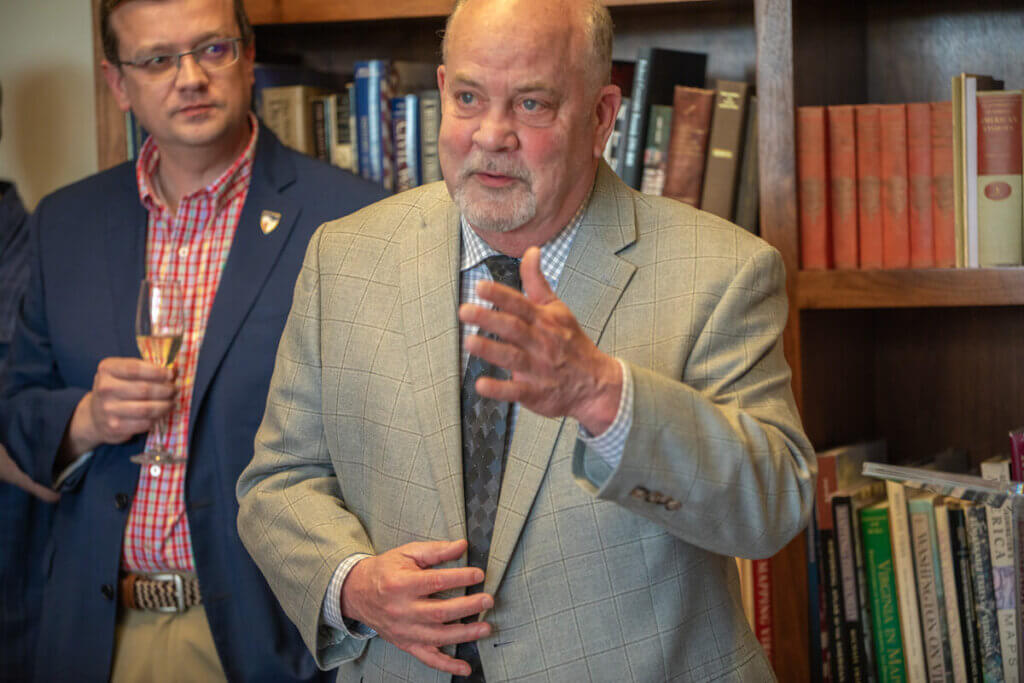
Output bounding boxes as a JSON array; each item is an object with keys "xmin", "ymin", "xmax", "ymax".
[{"xmin": 453, "ymin": 182, "xmax": 538, "ymax": 233}]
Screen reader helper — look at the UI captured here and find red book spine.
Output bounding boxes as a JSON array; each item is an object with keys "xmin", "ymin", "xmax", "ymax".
[
  {"xmin": 798, "ymin": 106, "xmax": 831, "ymax": 269},
  {"xmin": 855, "ymin": 105, "xmax": 884, "ymax": 268},
  {"xmin": 907, "ymin": 102, "xmax": 935, "ymax": 267},
  {"xmin": 753, "ymin": 558, "xmax": 774, "ymax": 663},
  {"xmin": 930, "ymin": 101, "xmax": 956, "ymax": 267},
  {"xmin": 1010, "ymin": 428, "xmax": 1024, "ymax": 482},
  {"xmin": 827, "ymin": 105, "xmax": 859, "ymax": 268},
  {"xmin": 879, "ymin": 104, "xmax": 911, "ymax": 267}
]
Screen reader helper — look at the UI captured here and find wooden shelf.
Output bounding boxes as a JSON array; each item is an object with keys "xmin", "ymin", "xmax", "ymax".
[
  {"xmin": 244, "ymin": 0, "xmax": 699, "ymax": 24},
  {"xmin": 797, "ymin": 267, "xmax": 1024, "ymax": 310}
]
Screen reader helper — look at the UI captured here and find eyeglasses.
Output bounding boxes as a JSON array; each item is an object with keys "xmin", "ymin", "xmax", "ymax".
[{"xmin": 118, "ymin": 38, "xmax": 243, "ymax": 80}]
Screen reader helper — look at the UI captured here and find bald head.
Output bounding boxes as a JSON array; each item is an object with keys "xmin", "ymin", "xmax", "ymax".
[{"xmin": 441, "ymin": 0, "xmax": 613, "ymax": 92}]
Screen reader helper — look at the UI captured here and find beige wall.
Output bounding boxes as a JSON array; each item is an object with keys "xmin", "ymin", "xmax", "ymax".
[{"xmin": 0, "ymin": 0, "xmax": 98, "ymax": 210}]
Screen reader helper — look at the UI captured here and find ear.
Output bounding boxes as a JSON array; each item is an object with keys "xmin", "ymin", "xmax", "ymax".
[
  {"xmin": 591, "ymin": 84, "xmax": 622, "ymax": 159},
  {"xmin": 242, "ymin": 42, "xmax": 256, "ymax": 89},
  {"xmin": 101, "ymin": 59, "xmax": 133, "ymax": 113},
  {"xmin": 436, "ymin": 65, "xmax": 447, "ymax": 109}
]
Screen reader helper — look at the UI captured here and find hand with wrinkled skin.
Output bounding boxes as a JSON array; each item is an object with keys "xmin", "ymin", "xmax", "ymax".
[
  {"xmin": 0, "ymin": 444, "xmax": 59, "ymax": 503},
  {"xmin": 458, "ymin": 246, "xmax": 623, "ymax": 435},
  {"xmin": 340, "ymin": 539, "xmax": 493, "ymax": 677},
  {"xmin": 60, "ymin": 357, "xmax": 176, "ymax": 465}
]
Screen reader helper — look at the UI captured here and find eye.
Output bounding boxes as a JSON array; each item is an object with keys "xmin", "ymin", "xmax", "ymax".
[
  {"xmin": 142, "ymin": 54, "xmax": 173, "ymax": 70},
  {"xmin": 457, "ymin": 91, "xmax": 476, "ymax": 106},
  {"xmin": 202, "ymin": 41, "xmax": 229, "ymax": 57},
  {"xmin": 521, "ymin": 98, "xmax": 539, "ymax": 111}
]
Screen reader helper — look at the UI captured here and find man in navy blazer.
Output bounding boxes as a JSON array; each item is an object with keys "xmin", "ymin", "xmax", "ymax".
[{"xmin": 0, "ymin": 0, "xmax": 385, "ymax": 680}]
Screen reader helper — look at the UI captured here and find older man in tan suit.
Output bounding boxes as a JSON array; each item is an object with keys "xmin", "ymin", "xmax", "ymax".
[{"xmin": 237, "ymin": 0, "xmax": 816, "ymax": 680}]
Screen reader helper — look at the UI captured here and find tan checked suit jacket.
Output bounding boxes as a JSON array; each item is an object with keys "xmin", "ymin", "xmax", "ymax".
[{"xmin": 237, "ymin": 162, "xmax": 816, "ymax": 682}]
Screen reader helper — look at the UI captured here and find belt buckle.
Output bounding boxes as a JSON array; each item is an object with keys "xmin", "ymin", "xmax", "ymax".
[{"xmin": 152, "ymin": 573, "xmax": 186, "ymax": 613}]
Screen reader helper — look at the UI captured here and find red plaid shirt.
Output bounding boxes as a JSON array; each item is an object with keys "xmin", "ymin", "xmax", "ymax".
[{"xmin": 122, "ymin": 118, "xmax": 257, "ymax": 572}]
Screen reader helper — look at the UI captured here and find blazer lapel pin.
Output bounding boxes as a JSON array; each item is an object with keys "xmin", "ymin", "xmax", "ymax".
[{"xmin": 260, "ymin": 210, "xmax": 282, "ymax": 235}]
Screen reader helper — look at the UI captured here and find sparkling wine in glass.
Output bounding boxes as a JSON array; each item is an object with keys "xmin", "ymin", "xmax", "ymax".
[{"xmin": 130, "ymin": 279, "xmax": 185, "ymax": 466}]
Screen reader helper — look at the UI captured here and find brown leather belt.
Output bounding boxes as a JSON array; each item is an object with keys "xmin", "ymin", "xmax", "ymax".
[{"xmin": 119, "ymin": 573, "xmax": 201, "ymax": 612}]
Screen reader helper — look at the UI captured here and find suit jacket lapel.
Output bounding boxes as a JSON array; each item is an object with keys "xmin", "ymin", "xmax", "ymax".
[
  {"xmin": 104, "ymin": 167, "xmax": 148, "ymax": 360},
  {"xmin": 189, "ymin": 129, "xmax": 300, "ymax": 440},
  {"xmin": 484, "ymin": 163, "xmax": 639, "ymax": 598},
  {"xmin": 400, "ymin": 191, "xmax": 467, "ymax": 544}
]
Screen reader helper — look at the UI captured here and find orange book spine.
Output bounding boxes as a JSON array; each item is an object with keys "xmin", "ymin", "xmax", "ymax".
[
  {"xmin": 798, "ymin": 106, "xmax": 831, "ymax": 269},
  {"xmin": 906, "ymin": 102, "xmax": 935, "ymax": 267},
  {"xmin": 855, "ymin": 105, "xmax": 883, "ymax": 268},
  {"xmin": 930, "ymin": 101, "xmax": 956, "ymax": 267},
  {"xmin": 879, "ymin": 104, "xmax": 911, "ymax": 267},
  {"xmin": 827, "ymin": 105, "xmax": 858, "ymax": 268}
]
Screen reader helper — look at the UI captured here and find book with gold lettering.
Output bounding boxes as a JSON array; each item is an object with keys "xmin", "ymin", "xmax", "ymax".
[{"xmin": 700, "ymin": 80, "xmax": 751, "ymax": 220}]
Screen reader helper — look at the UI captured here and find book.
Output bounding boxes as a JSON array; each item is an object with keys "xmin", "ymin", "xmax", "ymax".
[
  {"xmin": 807, "ymin": 515, "xmax": 828, "ymax": 682},
  {"xmin": 640, "ymin": 104, "xmax": 673, "ymax": 196},
  {"xmin": 662, "ymin": 86, "xmax": 714, "ymax": 206},
  {"xmin": 621, "ymin": 46, "xmax": 708, "ymax": 189},
  {"xmin": 949, "ymin": 502, "xmax": 984, "ymax": 683},
  {"xmin": 1011, "ymin": 428, "xmax": 1024, "ymax": 483},
  {"xmin": 733, "ymin": 95, "xmax": 760, "ymax": 234},
  {"xmin": 353, "ymin": 60, "xmax": 394, "ymax": 185},
  {"xmin": 832, "ymin": 480, "xmax": 887, "ymax": 683},
  {"xmin": 934, "ymin": 498, "xmax": 970, "ymax": 683},
  {"xmin": 261, "ymin": 85, "xmax": 327, "ymax": 157},
  {"xmin": 860, "ymin": 501, "xmax": 907, "ymax": 682},
  {"xmin": 827, "ymin": 105, "xmax": 859, "ymax": 268},
  {"xmin": 908, "ymin": 493, "xmax": 952, "ymax": 681},
  {"xmin": 816, "ymin": 441, "xmax": 887, "ymax": 681},
  {"xmin": 328, "ymin": 90, "xmax": 355, "ymax": 172},
  {"xmin": 965, "ymin": 503, "xmax": 1004, "ymax": 682},
  {"xmin": 798, "ymin": 106, "xmax": 831, "ymax": 269},
  {"xmin": 391, "ymin": 94, "xmax": 420, "ymax": 193},
  {"xmin": 700, "ymin": 80, "xmax": 751, "ymax": 219},
  {"xmin": 603, "ymin": 97, "xmax": 631, "ymax": 176},
  {"xmin": 976, "ymin": 90, "xmax": 1023, "ymax": 267},
  {"xmin": 907, "ymin": 102, "xmax": 935, "ymax": 267},
  {"xmin": 879, "ymin": 104, "xmax": 911, "ymax": 268},
  {"xmin": 310, "ymin": 95, "xmax": 330, "ymax": 162},
  {"xmin": 753, "ymin": 557, "xmax": 774, "ymax": 664},
  {"xmin": 737, "ymin": 556, "xmax": 755, "ymax": 629},
  {"xmin": 952, "ymin": 73, "xmax": 1003, "ymax": 267},
  {"xmin": 883, "ymin": 479, "xmax": 929, "ymax": 681},
  {"xmin": 855, "ymin": 105, "xmax": 884, "ymax": 268},
  {"xmin": 251, "ymin": 62, "xmax": 341, "ymax": 119},
  {"xmin": 418, "ymin": 90, "xmax": 442, "ymax": 184},
  {"xmin": 980, "ymin": 456, "xmax": 1018, "ymax": 682},
  {"xmin": 931, "ymin": 101, "xmax": 957, "ymax": 267}
]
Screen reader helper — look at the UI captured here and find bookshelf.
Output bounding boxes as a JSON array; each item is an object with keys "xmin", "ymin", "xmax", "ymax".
[{"xmin": 87, "ymin": 0, "xmax": 1024, "ymax": 680}]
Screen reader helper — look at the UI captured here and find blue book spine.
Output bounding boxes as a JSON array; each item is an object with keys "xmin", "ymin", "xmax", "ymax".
[
  {"xmin": 354, "ymin": 60, "xmax": 388, "ymax": 183},
  {"xmin": 965, "ymin": 504, "xmax": 1004, "ymax": 682},
  {"xmin": 391, "ymin": 94, "xmax": 420, "ymax": 192}
]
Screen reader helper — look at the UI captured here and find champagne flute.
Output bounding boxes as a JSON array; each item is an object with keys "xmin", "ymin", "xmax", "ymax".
[{"xmin": 130, "ymin": 279, "xmax": 185, "ymax": 466}]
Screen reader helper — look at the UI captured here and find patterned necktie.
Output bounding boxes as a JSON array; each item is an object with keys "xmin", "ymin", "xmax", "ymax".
[{"xmin": 455, "ymin": 254, "xmax": 521, "ymax": 683}]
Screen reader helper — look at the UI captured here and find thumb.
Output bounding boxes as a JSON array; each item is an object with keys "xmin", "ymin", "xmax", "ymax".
[
  {"xmin": 405, "ymin": 539, "xmax": 469, "ymax": 569},
  {"xmin": 520, "ymin": 246, "xmax": 554, "ymax": 304}
]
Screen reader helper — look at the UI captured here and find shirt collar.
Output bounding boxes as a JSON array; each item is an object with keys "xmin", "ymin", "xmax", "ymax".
[
  {"xmin": 459, "ymin": 188, "xmax": 592, "ymax": 275},
  {"xmin": 136, "ymin": 112, "xmax": 259, "ymax": 214}
]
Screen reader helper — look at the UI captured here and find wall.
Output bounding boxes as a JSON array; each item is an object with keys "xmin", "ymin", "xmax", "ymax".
[{"xmin": 0, "ymin": 0, "xmax": 98, "ymax": 210}]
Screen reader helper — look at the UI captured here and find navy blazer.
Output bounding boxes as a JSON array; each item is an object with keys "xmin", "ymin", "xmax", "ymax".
[{"xmin": 0, "ymin": 126, "xmax": 387, "ymax": 682}]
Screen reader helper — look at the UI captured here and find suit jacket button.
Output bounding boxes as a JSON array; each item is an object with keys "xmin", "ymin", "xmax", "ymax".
[
  {"xmin": 665, "ymin": 499, "xmax": 682, "ymax": 511},
  {"xmin": 115, "ymin": 493, "xmax": 131, "ymax": 510},
  {"xmin": 630, "ymin": 486, "xmax": 649, "ymax": 501},
  {"xmin": 101, "ymin": 584, "xmax": 114, "ymax": 600}
]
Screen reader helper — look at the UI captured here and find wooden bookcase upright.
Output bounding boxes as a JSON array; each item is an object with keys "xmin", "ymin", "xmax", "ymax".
[{"xmin": 88, "ymin": 0, "xmax": 1024, "ymax": 680}]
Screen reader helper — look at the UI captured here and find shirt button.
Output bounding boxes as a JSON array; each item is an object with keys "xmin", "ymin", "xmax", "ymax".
[
  {"xmin": 630, "ymin": 486, "xmax": 648, "ymax": 501},
  {"xmin": 101, "ymin": 584, "xmax": 115, "ymax": 600},
  {"xmin": 665, "ymin": 499, "xmax": 682, "ymax": 511}
]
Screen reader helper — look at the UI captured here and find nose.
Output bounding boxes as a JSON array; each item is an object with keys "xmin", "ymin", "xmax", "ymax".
[
  {"xmin": 471, "ymin": 106, "xmax": 518, "ymax": 153},
  {"xmin": 174, "ymin": 53, "xmax": 209, "ymax": 90}
]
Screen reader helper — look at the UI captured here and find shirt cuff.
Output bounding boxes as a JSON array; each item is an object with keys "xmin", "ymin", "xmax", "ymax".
[
  {"xmin": 53, "ymin": 451, "xmax": 93, "ymax": 490},
  {"xmin": 321, "ymin": 553, "xmax": 377, "ymax": 639},
  {"xmin": 577, "ymin": 358, "xmax": 633, "ymax": 471}
]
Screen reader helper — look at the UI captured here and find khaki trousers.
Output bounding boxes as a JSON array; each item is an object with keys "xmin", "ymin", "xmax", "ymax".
[{"xmin": 110, "ymin": 604, "xmax": 226, "ymax": 683}]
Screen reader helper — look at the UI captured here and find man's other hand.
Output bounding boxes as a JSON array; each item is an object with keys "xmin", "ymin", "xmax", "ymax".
[
  {"xmin": 63, "ymin": 357, "xmax": 176, "ymax": 459},
  {"xmin": 340, "ymin": 539, "xmax": 493, "ymax": 677},
  {"xmin": 0, "ymin": 444, "xmax": 59, "ymax": 503}
]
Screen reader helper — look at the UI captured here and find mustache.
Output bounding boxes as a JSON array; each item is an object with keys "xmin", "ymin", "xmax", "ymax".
[{"xmin": 458, "ymin": 154, "xmax": 532, "ymax": 183}]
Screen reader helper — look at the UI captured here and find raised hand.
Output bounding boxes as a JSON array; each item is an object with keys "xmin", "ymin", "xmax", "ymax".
[
  {"xmin": 340, "ymin": 539, "xmax": 493, "ymax": 677},
  {"xmin": 458, "ymin": 246, "xmax": 623, "ymax": 435}
]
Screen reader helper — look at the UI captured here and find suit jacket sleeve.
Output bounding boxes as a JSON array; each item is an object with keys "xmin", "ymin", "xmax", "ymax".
[
  {"xmin": 575, "ymin": 245, "xmax": 815, "ymax": 559},
  {"xmin": 236, "ymin": 224, "xmax": 375, "ymax": 670},
  {"xmin": 0, "ymin": 197, "xmax": 88, "ymax": 488}
]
